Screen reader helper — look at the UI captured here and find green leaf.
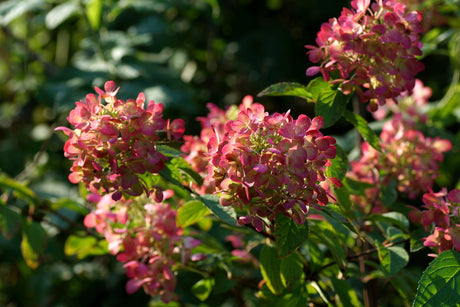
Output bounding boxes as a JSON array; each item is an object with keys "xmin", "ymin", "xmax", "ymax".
[
  {"xmin": 412, "ymin": 250, "xmax": 460, "ymax": 307},
  {"xmin": 315, "ymin": 87, "xmax": 349, "ymax": 128},
  {"xmin": 64, "ymin": 234, "xmax": 108, "ymax": 259},
  {"xmin": 342, "ymin": 109, "xmax": 381, "ymax": 151},
  {"xmin": 86, "ymin": 0, "xmax": 102, "ymax": 30},
  {"xmin": 45, "ymin": 1, "xmax": 78, "ymax": 30},
  {"xmin": 177, "ymin": 200, "xmax": 210, "ymax": 227},
  {"xmin": 306, "ymin": 77, "xmax": 330, "ymax": 102},
  {"xmin": 274, "ymin": 214, "xmax": 309, "ymax": 257},
  {"xmin": 157, "ymin": 144, "xmax": 184, "ymax": 158},
  {"xmin": 0, "ymin": 175, "xmax": 38, "ymax": 204},
  {"xmin": 192, "ymin": 278, "xmax": 214, "ymax": 301},
  {"xmin": 0, "ymin": 205, "xmax": 23, "ymax": 239},
  {"xmin": 260, "ymin": 244, "xmax": 284, "ymax": 295},
  {"xmin": 280, "ymin": 252, "xmax": 304, "ymax": 288},
  {"xmin": 309, "ymin": 219, "xmax": 347, "ymax": 268},
  {"xmin": 330, "ymin": 276, "xmax": 361, "ymax": 307},
  {"xmin": 21, "ymin": 221, "xmax": 47, "ymax": 269},
  {"xmin": 326, "ymin": 144, "xmax": 348, "ymax": 181},
  {"xmin": 199, "ymin": 194, "xmax": 237, "ymax": 226},
  {"xmin": 381, "ymin": 178, "xmax": 397, "ymax": 206},
  {"xmin": 257, "ymin": 82, "xmax": 312, "ymax": 101},
  {"xmin": 0, "ymin": 0, "xmax": 45, "ymax": 26},
  {"xmin": 376, "ymin": 242, "xmax": 409, "ymax": 277}
]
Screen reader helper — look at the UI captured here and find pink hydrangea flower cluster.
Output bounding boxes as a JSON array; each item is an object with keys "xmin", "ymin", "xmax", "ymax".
[
  {"xmin": 84, "ymin": 191, "xmax": 202, "ymax": 303},
  {"xmin": 410, "ymin": 188, "xmax": 460, "ymax": 255},
  {"xmin": 305, "ymin": 0, "xmax": 425, "ymax": 111},
  {"xmin": 56, "ymin": 81, "xmax": 185, "ymax": 200},
  {"xmin": 181, "ymin": 96, "xmax": 254, "ymax": 194},
  {"xmin": 349, "ymin": 113, "xmax": 452, "ymax": 208},
  {"xmin": 206, "ymin": 103, "xmax": 340, "ymax": 231}
]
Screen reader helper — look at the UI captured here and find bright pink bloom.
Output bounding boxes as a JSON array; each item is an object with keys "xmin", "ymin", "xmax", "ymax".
[
  {"xmin": 206, "ymin": 103, "xmax": 340, "ymax": 231},
  {"xmin": 306, "ymin": 0, "xmax": 424, "ymax": 111},
  {"xmin": 56, "ymin": 81, "xmax": 185, "ymax": 199}
]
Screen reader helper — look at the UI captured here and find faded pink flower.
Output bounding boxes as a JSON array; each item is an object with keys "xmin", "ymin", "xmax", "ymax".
[
  {"xmin": 306, "ymin": 0, "xmax": 424, "ymax": 111},
  {"xmin": 206, "ymin": 103, "xmax": 340, "ymax": 231},
  {"xmin": 56, "ymin": 81, "xmax": 185, "ymax": 200}
]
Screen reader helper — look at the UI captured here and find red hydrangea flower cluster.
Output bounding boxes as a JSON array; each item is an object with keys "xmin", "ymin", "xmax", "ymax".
[
  {"xmin": 349, "ymin": 113, "xmax": 452, "ymax": 208},
  {"xmin": 206, "ymin": 103, "xmax": 340, "ymax": 231},
  {"xmin": 181, "ymin": 96, "xmax": 253, "ymax": 194},
  {"xmin": 56, "ymin": 81, "xmax": 185, "ymax": 200},
  {"xmin": 84, "ymin": 191, "xmax": 202, "ymax": 302},
  {"xmin": 410, "ymin": 188, "xmax": 460, "ymax": 255},
  {"xmin": 305, "ymin": 0, "xmax": 425, "ymax": 111}
]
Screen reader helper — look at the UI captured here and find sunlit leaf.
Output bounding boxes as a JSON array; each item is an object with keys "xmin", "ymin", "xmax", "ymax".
[
  {"xmin": 177, "ymin": 200, "xmax": 210, "ymax": 227},
  {"xmin": 412, "ymin": 250, "xmax": 460, "ymax": 307},
  {"xmin": 326, "ymin": 144, "xmax": 348, "ymax": 181},
  {"xmin": 330, "ymin": 276, "xmax": 361, "ymax": 307}
]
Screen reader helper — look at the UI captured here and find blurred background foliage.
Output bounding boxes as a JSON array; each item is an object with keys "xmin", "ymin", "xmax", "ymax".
[{"xmin": 0, "ymin": 0, "xmax": 459, "ymax": 306}]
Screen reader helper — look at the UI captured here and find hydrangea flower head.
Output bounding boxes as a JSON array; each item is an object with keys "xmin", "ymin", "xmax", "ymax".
[
  {"xmin": 206, "ymin": 103, "xmax": 340, "ymax": 231},
  {"xmin": 306, "ymin": 0, "xmax": 425, "ymax": 111},
  {"xmin": 56, "ymin": 81, "xmax": 185, "ymax": 200}
]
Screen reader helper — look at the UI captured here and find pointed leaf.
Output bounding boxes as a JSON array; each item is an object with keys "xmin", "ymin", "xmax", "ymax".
[
  {"xmin": 412, "ymin": 250, "xmax": 460, "ymax": 307},
  {"xmin": 258, "ymin": 82, "xmax": 312, "ymax": 101},
  {"xmin": 260, "ymin": 244, "xmax": 284, "ymax": 295},
  {"xmin": 306, "ymin": 77, "xmax": 330, "ymax": 102},
  {"xmin": 315, "ymin": 88, "xmax": 349, "ymax": 128},
  {"xmin": 199, "ymin": 194, "xmax": 237, "ymax": 226},
  {"xmin": 177, "ymin": 200, "xmax": 210, "ymax": 227},
  {"xmin": 275, "ymin": 214, "xmax": 309, "ymax": 257},
  {"xmin": 342, "ymin": 110, "xmax": 381, "ymax": 151}
]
